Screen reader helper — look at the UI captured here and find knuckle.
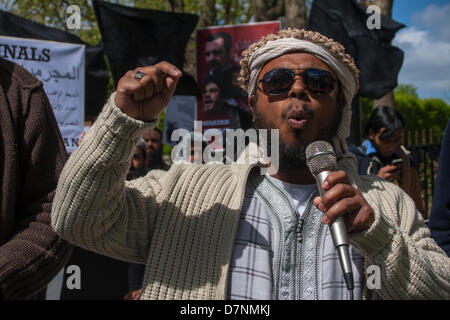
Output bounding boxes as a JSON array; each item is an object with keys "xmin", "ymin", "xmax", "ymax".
[
  {"xmin": 332, "ymin": 202, "xmax": 344, "ymax": 215},
  {"xmin": 137, "ymin": 66, "xmax": 155, "ymax": 76},
  {"xmin": 146, "ymin": 66, "xmax": 158, "ymax": 74},
  {"xmin": 153, "ymin": 66, "xmax": 163, "ymax": 75},
  {"xmin": 327, "ymin": 173, "xmax": 336, "ymax": 184},
  {"xmin": 336, "ymin": 183, "xmax": 347, "ymax": 194},
  {"xmin": 321, "ymin": 194, "xmax": 331, "ymax": 206},
  {"xmin": 158, "ymin": 61, "xmax": 171, "ymax": 67},
  {"xmin": 340, "ymin": 198, "xmax": 353, "ymax": 212}
]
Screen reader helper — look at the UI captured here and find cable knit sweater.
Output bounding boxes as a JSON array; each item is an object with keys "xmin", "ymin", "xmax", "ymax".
[
  {"xmin": 0, "ymin": 58, "xmax": 73, "ymax": 299},
  {"xmin": 51, "ymin": 93, "xmax": 450, "ymax": 299}
]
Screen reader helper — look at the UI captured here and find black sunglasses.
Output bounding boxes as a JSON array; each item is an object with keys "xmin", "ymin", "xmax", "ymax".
[{"xmin": 258, "ymin": 68, "xmax": 337, "ymax": 96}]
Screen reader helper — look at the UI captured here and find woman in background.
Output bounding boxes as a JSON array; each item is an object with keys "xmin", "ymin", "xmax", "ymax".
[{"xmin": 360, "ymin": 106, "xmax": 426, "ymax": 217}]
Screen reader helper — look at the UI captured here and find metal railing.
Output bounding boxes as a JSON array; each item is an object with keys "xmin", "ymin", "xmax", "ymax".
[{"xmin": 404, "ymin": 128, "xmax": 442, "ymax": 217}]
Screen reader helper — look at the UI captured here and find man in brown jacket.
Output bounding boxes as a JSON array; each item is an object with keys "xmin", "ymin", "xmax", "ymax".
[{"xmin": 0, "ymin": 58, "xmax": 73, "ymax": 300}]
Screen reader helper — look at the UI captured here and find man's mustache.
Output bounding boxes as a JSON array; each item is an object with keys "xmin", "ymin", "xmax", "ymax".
[
  {"xmin": 281, "ymin": 101, "xmax": 314, "ymax": 120},
  {"xmin": 208, "ymin": 60, "xmax": 219, "ymax": 69}
]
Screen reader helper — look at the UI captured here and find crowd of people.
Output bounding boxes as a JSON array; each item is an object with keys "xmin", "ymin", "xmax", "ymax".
[{"xmin": 0, "ymin": 27, "xmax": 449, "ymax": 301}]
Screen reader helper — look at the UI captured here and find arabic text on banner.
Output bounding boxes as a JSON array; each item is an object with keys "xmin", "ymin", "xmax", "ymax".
[{"xmin": 0, "ymin": 36, "xmax": 85, "ymax": 153}]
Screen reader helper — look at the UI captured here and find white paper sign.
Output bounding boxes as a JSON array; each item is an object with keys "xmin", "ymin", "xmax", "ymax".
[
  {"xmin": 163, "ymin": 95, "xmax": 197, "ymax": 146},
  {"xmin": 0, "ymin": 36, "xmax": 85, "ymax": 153}
]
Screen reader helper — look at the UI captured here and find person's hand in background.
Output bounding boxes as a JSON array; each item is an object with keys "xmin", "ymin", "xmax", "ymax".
[{"xmin": 123, "ymin": 288, "xmax": 142, "ymax": 300}]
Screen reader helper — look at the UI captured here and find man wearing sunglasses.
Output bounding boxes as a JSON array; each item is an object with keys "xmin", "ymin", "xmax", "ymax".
[{"xmin": 51, "ymin": 28, "xmax": 450, "ymax": 300}]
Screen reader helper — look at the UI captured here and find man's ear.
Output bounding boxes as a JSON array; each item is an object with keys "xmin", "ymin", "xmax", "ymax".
[{"xmin": 248, "ymin": 94, "xmax": 256, "ymax": 122}]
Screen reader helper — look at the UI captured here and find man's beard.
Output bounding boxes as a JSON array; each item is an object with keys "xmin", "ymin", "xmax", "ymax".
[
  {"xmin": 208, "ymin": 60, "xmax": 219, "ymax": 71},
  {"xmin": 253, "ymin": 103, "xmax": 341, "ymax": 171},
  {"xmin": 147, "ymin": 148, "xmax": 164, "ymax": 169}
]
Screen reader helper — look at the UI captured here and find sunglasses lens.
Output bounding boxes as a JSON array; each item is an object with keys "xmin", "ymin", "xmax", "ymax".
[
  {"xmin": 260, "ymin": 68, "xmax": 336, "ymax": 96},
  {"xmin": 261, "ymin": 69, "xmax": 294, "ymax": 95},
  {"xmin": 303, "ymin": 69, "xmax": 336, "ymax": 94}
]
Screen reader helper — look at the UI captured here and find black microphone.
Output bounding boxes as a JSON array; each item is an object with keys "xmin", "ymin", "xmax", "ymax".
[{"xmin": 306, "ymin": 140, "xmax": 354, "ymax": 298}]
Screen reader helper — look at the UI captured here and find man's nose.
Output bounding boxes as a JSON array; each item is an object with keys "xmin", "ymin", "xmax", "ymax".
[{"xmin": 288, "ymin": 76, "xmax": 308, "ymax": 100}]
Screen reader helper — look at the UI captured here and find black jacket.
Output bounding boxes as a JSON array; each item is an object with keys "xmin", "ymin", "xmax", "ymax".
[{"xmin": 429, "ymin": 120, "xmax": 450, "ymax": 256}]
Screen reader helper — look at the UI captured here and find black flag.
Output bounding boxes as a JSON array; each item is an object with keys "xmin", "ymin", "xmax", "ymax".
[
  {"xmin": 308, "ymin": 0, "xmax": 405, "ymax": 99},
  {"xmin": 0, "ymin": 10, "xmax": 109, "ymax": 118},
  {"xmin": 93, "ymin": 0, "xmax": 199, "ymax": 95}
]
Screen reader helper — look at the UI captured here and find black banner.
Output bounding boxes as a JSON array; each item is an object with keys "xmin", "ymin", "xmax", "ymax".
[
  {"xmin": 308, "ymin": 0, "xmax": 405, "ymax": 99},
  {"xmin": 93, "ymin": 0, "xmax": 199, "ymax": 96}
]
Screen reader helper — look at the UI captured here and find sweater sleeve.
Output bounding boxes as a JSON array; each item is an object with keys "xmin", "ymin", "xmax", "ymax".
[
  {"xmin": 0, "ymin": 85, "xmax": 73, "ymax": 300},
  {"xmin": 349, "ymin": 175, "xmax": 450, "ymax": 299},
  {"xmin": 51, "ymin": 93, "xmax": 162, "ymax": 264}
]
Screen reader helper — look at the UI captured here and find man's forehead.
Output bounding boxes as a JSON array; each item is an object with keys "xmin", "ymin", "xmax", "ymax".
[
  {"xmin": 206, "ymin": 37, "xmax": 224, "ymax": 49},
  {"xmin": 143, "ymin": 129, "xmax": 162, "ymax": 140},
  {"xmin": 205, "ymin": 81, "xmax": 218, "ymax": 89}
]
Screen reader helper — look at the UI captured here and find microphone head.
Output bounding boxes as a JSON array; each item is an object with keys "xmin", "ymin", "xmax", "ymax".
[{"xmin": 306, "ymin": 141, "xmax": 337, "ymax": 176}]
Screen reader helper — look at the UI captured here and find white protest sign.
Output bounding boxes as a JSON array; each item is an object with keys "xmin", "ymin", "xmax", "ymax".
[
  {"xmin": 0, "ymin": 36, "xmax": 85, "ymax": 153},
  {"xmin": 163, "ymin": 95, "xmax": 197, "ymax": 146}
]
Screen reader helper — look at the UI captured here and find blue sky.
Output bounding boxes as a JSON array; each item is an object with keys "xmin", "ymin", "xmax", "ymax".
[{"xmin": 391, "ymin": 0, "xmax": 450, "ymax": 102}]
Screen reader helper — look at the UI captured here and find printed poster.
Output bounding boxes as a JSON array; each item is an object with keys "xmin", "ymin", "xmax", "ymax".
[
  {"xmin": 0, "ymin": 35, "xmax": 85, "ymax": 153},
  {"xmin": 196, "ymin": 21, "xmax": 280, "ymax": 136}
]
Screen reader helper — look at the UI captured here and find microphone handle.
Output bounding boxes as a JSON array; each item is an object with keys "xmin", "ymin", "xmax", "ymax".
[{"xmin": 315, "ymin": 171, "xmax": 354, "ymax": 291}]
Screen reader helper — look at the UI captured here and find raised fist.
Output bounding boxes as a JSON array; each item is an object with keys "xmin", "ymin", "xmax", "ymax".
[{"xmin": 114, "ymin": 61, "xmax": 182, "ymax": 122}]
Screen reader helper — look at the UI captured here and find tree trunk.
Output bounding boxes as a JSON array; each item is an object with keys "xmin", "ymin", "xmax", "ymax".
[
  {"xmin": 284, "ymin": 0, "xmax": 307, "ymax": 29},
  {"xmin": 223, "ymin": 0, "xmax": 233, "ymax": 25},
  {"xmin": 366, "ymin": 0, "xmax": 396, "ymax": 108},
  {"xmin": 253, "ymin": 0, "xmax": 284, "ymax": 22},
  {"xmin": 164, "ymin": 0, "xmax": 184, "ymax": 13},
  {"xmin": 183, "ymin": 0, "xmax": 217, "ymax": 77},
  {"xmin": 184, "ymin": 39, "xmax": 197, "ymax": 77},
  {"xmin": 198, "ymin": 0, "xmax": 217, "ymax": 27}
]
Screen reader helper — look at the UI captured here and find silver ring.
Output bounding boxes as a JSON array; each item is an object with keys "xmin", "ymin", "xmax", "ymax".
[{"xmin": 134, "ymin": 70, "xmax": 145, "ymax": 81}]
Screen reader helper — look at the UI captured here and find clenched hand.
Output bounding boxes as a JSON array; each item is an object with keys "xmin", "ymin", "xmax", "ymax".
[{"xmin": 115, "ymin": 62, "xmax": 182, "ymax": 122}]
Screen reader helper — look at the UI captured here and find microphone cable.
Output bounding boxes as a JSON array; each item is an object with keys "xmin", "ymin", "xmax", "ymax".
[{"xmin": 344, "ymin": 268, "xmax": 355, "ymax": 300}]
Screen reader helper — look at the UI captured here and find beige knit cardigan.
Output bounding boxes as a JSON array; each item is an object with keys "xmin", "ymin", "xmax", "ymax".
[{"xmin": 51, "ymin": 94, "xmax": 450, "ymax": 300}]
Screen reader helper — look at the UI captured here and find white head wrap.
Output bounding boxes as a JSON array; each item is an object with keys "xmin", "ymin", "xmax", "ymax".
[{"xmin": 247, "ymin": 38, "xmax": 357, "ymax": 158}]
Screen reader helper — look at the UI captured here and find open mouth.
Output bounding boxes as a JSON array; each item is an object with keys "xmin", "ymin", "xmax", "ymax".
[
  {"xmin": 287, "ymin": 111, "xmax": 310, "ymax": 130},
  {"xmin": 204, "ymin": 98, "xmax": 213, "ymax": 110}
]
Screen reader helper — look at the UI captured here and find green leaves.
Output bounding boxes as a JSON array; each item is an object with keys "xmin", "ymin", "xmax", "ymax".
[{"xmin": 361, "ymin": 84, "xmax": 450, "ymax": 141}]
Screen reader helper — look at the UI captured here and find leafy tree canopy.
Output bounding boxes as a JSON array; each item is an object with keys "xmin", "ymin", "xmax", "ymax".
[{"xmin": 361, "ymin": 84, "xmax": 450, "ymax": 143}]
